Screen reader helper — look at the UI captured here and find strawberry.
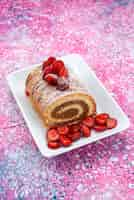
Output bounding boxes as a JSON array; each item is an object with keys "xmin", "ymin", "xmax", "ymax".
[
  {"xmin": 60, "ymin": 135, "xmax": 72, "ymax": 147},
  {"xmin": 47, "ymin": 129, "xmax": 59, "ymax": 142},
  {"xmin": 94, "ymin": 125, "xmax": 107, "ymax": 132},
  {"xmin": 47, "ymin": 56, "xmax": 56, "ymax": 65},
  {"xmin": 43, "ymin": 65, "xmax": 53, "ymax": 76},
  {"xmin": 42, "ymin": 60, "xmax": 51, "ymax": 70},
  {"xmin": 44, "ymin": 73, "xmax": 58, "ymax": 85},
  {"xmin": 81, "ymin": 124, "xmax": 91, "ymax": 137},
  {"xmin": 95, "ymin": 116, "xmax": 106, "ymax": 125},
  {"xmin": 25, "ymin": 90, "xmax": 30, "ymax": 96},
  {"xmin": 59, "ymin": 67, "xmax": 68, "ymax": 77},
  {"xmin": 106, "ymin": 118, "xmax": 117, "ymax": 129},
  {"xmin": 52, "ymin": 60, "xmax": 65, "ymax": 74},
  {"xmin": 82, "ymin": 116, "xmax": 95, "ymax": 128},
  {"xmin": 42, "ymin": 57, "xmax": 56, "ymax": 70},
  {"xmin": 57, "ymin": 125, "xmax": 69, "ymax": 135},
  {"xmin": 48, "ymin": 141, "xmax": 60, "ymax": 149},
  {"xmin": 96, "ymin": 113, "xmax": 109, "ymax": 120},
  {"xmin": 69, "ymin": 124, "xmax": 80, "ymax": 133},
  {"xmin": 68, "ymin": 131, "xmax": 81, "ymax": 141}
]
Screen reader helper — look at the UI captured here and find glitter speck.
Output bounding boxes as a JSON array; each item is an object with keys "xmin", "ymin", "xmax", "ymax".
[{"xmin": 77, "ymin": 184, "xmax": 84, "ymax": 192}]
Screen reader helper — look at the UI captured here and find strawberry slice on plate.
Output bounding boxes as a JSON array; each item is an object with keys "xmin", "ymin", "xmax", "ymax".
[
  {"xmin": 82, "ymin": 116, "xmax": 95, "ymax": 128},
  {"xmin": 47, "ymin": 129, "xmax": 59, "ymax": 142},
  {"xmin": 48, "ymin": 141, "xmax": 60, "ymax": 149},
  {"xmin": 93, "ymin": 125, "xmax": 107, "ymax": 132},
  {"xmin": 57, "ymin": 125, "xmax": 69, "ymax": 135},
  {"xmin": 60, "ymin": 135, "xmax": 72, "ymax": 147},
  {"xmin": 107, "ymin": 118, "xmax": 117, "ymax": 129},
  {"xmin": 81, "ymin": 124, "xmax": 91, "ymax": 137}
]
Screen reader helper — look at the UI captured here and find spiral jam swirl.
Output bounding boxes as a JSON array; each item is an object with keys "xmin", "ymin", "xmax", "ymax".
[{"xmin": 51, "ymin": 100, "xmax": 89, "ymax": 123}]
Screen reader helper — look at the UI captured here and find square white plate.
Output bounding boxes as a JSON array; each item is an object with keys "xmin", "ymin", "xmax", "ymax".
[{"xmin": 7, "ymin": 54, "xmax": 130, "ymax": 157}]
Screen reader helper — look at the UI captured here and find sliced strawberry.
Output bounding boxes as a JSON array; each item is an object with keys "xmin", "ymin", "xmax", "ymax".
[
  {"xmin": 69, "ymin": 124, "xmax": 80, "ymax": 133},
  {"xmin": 42, "ymin": 57, "xmax": 56, "ymax": 71},
  {"xmin": 82, "ymin": 116, "xmax": 95, "ymax": 128},
  {"xmin": 48, "ymin": 141, "xmax": 60, "ymax": 149},
  {"xmin": 81, "ymin": 124, "xmax": 91, "ymax": 137},
  {"xmin": 95, "ymin": 116, "xmax": 107, "ymax": 125},
  {"xmin": 59, "ymin": 67, "xmax": 68, "ymax": 77},
  {"xmin": 43, "ymin": 65, "xmax": 53, "ymax": 76},
  {"xmin": 106, "ymin": 118, "xmax": 117, "ymax": 129},
  {"xmin": 60, "ymin": 135, "xmax": 72, "ymax": 147},
  {"xmin": 57, "ymin": 125, "xmax": 69, "ymax": 135},
  {"xmin": 47, "ymin": 129, "xmax": 59, "ymax": 142},
  {"xmin": 42, "ymin": 60, "xmax": 51, "ymax": 70},
  {"xmin": 94, "ymin": 125, "xmax": 107, "ymax": 132},
  {"xmin": 52, "ymin": 60, "xmax": 65, "ymax": 74},
  {"xmin": 47, "ymin": 56, "xmax": 56, "ymax": 64},
  {"xmin": 44, "ymin": 73, "xmax": 58, "ymax": 85},
  {"xmin": 96, "ymin": 113, "xmax": 109, "ymax": 120},
  {"xmin": 68, "ymin": 131, "xmax": 81, "ymax": 141},
  {"xmin": 25, "ymin": 90, "xmax": 30, "ymax": 96}
]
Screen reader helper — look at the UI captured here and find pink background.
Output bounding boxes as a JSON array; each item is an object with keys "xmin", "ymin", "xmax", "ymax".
[{"xmin": 0, "ymin": 0, "xmax": 134, "ymax": 199}]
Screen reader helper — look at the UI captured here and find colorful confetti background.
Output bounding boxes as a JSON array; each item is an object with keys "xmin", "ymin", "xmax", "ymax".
[{"xmin": 0, "ymin": 0, "xmax": 134, "ymax": 199}]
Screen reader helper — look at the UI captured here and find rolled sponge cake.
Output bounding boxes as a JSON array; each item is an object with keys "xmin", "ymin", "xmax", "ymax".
[{"xmin": 25, "ymin": 66, "xmax": 96, "ymax": 127}]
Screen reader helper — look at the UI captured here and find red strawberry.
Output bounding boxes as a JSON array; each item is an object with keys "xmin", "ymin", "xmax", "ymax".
[
  {"xmin": 44, "ymin": 73, "xmax": 58, "ymax": 85},
  {"xmin": 59, "ymin": 67, "xmax": 68, "ymax": 77},
  {"xmin": 106, "ymin": 118, "xmax": 117, "ymax": 129},
  {"xmin": 60, "ymin": 135, "xmax": 72, "ymax": 147},
  {"xmin": 48, "ymin": 141, "xmax": 60, "ymax": 149},
  {"xmin": 47, "ymin": 129, "xmax": 59, "ymax": 142},
  {"xmin": 95, "ymin": 117, "xmax": 106, "ymax": 125},
  {"xmin": 42, "ymin": 57, "xmax": 56, "ymax": 70},
  {"xmin": 42, "ymin": 60, "xmax": 51, "ymax": 70},
  {"xmin": 47, "ymin": 56, "xmax": 56, "ymax": 65},
  {"xmin": 25, "ymin": 90, "xmax": 30, "ymax": 96},
  {"xmin": 52, "ymin": 60, "xmax": 65, "ymax": 74},
  {"xmin": 68, "ymin": 131, "xmax": 81, "ymax": 141},
  {"xmin": 69, "ymin": 124, "xmax": 80, "ymax": 133},
  {"xmin": 81, "ymin": 125, "xmax": 91, "ymax": 137},
  {"xmin": 94, "ymin": 125, "xmax": 107, "ymax": 132},
  {"xmin": 43, "ymin": 65, "xmax": 53, "ymax": 76},
  {"xmin": 82, "ymin": 116, "xmax": 95, "ymax": 128},
  {"xmin": 96, "ymin": 113, "xmax": 109, "ymax": 120},
  {"xmin": 57, "ymin": 126, "xmax": 69, "ymax": 135}
]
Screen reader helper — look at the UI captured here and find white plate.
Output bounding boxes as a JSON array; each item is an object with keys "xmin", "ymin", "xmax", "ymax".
[{"xmin": 7, "ymin": 54, "xmax": 130, "ymax": 157}]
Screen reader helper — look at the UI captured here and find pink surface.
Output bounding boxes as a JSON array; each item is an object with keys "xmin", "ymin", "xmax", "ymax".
[{"xmin": 0, "ymin": 0, "xmax": 134, "ymax": 199}]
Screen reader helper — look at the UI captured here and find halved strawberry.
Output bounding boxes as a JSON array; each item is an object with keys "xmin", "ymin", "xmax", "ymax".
[
  {"xmin": 42, "ymin": 57, "xmax": 56, "ymax": 70},
  {"xmin": 52, "ymin": 60, "xmax": 65, "ymax": 74},
  {"xmin": 44, "ymin": 73, "xmax": 58, "ymax": 85},
  {"xmin": 106, "ymin": 118, "xmax": 117, "ymax": 129},
  {"xmin": 48, "ymin": 141, "xmax": 60, "ymax": 149},
  {"xmin": 69, "ymin": 124, "xmax": 80, "ymax": 133},
  {"xmin": 59, "ymin": 67, "xmax": 68, "ymax": 77},
  {"xmin": 94, "ymin": 125, "xmax": 107, "ymax": 132},
  {"xmin": 47, "ymin": 129, "xmax": 59, "ymax": 142},
  {"xmin": 43, "ymin": 65, "xmax": 53, "ymax": 76},
  {"xmin": 96, "ymin": 113, "xmax": 109, "ymax": 120},
  {"xmin": 47, "ymin": 56, "xmax": 56, "ymax": 65},
  {"xmin": 25, "ymin": 90, "xmax": 30, "ymax": 96},
  {"xmin": 68, "ymin": 131, "xmax": 81, "ymax": 141},
  {"xmin": 81, "ymin": 124, "xmax": 91, "ymax": 137},
  {"xmin": 82, "ymin": 116, "xmax": 95, "ymax": 128},
  {"xmin": 57, "ymin": 125, "xmax": 69, "ymax": 135},
  {"xmin": 60, "ymin": 135, "xmax": 72, "ymax": 147}
]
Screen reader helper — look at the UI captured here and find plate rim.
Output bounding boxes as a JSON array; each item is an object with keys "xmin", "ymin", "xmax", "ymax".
[{"xmin": 6, "ymin": 54, "xmax": 130, "ymax": 157}]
